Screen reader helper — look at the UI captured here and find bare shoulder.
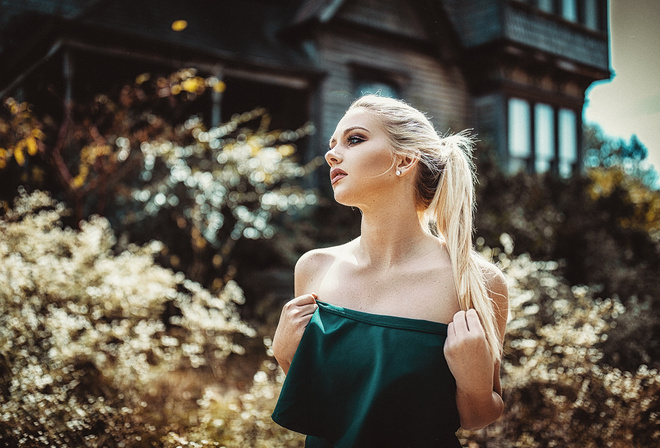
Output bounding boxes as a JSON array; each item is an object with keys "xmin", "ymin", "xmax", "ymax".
[
  {"xmin": 294, "ymin": 241, "xmax": 354, "ymax": 295},
  {"xmin": 475, "ymin": 255, "xmax": 509, "ymax": 330},
  {"xmin": 295, "ymin": 247, "xmax": 335, "ymax": 277},
  {"xmin": 477, "ymin": 257, "xmax": 508, "ymax": 302}
]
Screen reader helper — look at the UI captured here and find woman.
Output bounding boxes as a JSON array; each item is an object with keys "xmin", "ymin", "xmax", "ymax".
[{"xmin": 271, "ymin": 95, "xmax": 508, "ymax": 447}]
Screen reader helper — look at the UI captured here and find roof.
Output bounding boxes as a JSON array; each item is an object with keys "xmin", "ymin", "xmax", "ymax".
[
  {"xmin": 0, "ymin": 0, "xmax": 319, "ymax": 91},
  {"xmin": 291, "ymin": 0, "xmax": 346, "ymax": 24},
  {"xmin": 77, "ymin": 0, "xmax": 312, "ymax": 69}
]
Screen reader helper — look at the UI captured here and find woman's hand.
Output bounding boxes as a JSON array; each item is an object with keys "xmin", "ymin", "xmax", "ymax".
[
  {"xmin": 444, "ymin": 309, "xmax": 494, "ymax": 394},
  {"xmin": 444, "ymin": 309, "xmax": 503, "ymax": 430},
  {"xmin": 272, "ymin": 293, "xmax": 318, "ymax": 374}
]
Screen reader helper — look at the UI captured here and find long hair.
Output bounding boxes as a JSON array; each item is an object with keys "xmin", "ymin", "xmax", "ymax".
[{"xmin": 349, "ymin": 94, "xmax": 502, "ymax": 360}]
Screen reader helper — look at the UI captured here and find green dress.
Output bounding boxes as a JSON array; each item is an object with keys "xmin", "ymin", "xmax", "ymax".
[{"xmin": 272, "ymin": 300, "xmax": 462, "ymax": 448}]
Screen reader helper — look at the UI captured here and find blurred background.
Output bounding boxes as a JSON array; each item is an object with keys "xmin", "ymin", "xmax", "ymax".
[{"xmin": 0, "ymin": 0, "xmax": 658, "ymax": 447}]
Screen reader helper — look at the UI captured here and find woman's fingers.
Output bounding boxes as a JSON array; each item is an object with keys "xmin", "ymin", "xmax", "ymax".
[
  {"xmin": 450, "ymin": 309, "xmax": 484, "ymax": 334},
  {"xmin": 451, "ymin": 310, "xmax": 468, "ymax": 334},
  {"xmin": 286, "ymin": 292, "xmax": 317, "ymax": 308},
  {"xmin": 465, "ymin": 308, "xmax": 483, "ymax": 334},
  {"xmin": 286, "ymin": 294, "xmax": 318, "ymax": 317}
]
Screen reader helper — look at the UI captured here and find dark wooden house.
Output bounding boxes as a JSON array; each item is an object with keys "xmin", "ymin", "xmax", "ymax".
[{"xmin": 0, "ymin": 0, "xmax": 609, "ymax": 177}]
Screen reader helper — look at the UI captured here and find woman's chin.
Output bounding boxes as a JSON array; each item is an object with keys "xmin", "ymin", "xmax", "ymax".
[{"xmin": 333, "ymin": 191, "xmax": 356, "ymax": 208}]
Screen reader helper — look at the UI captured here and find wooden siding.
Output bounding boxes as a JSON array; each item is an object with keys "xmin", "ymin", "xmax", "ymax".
[
  {"xmin": 503, "ymin": 3, "xmax": 609, "ymax": 71},
  {"xmin": 0, "ymin": 0, "xmax": 86, "ymax": 22},
  {"xmin": 474, "ymin": 93, "xmax": 507, "ymax": 162},
  {"xmin": 442, "ymin": 0, "xmax": 503, "ymax": 47},
  {"xmin": 313, "ymin": 28, "xmax": 471, "ymax": 157},
  {"xmin": 335, "ymin": 0, "xmax": 431, "ymax": 41}
]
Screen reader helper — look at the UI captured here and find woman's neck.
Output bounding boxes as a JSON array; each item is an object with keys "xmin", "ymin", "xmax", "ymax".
[{"xmin": 356, "ymin": 202, "xmax": 434, "ymax": 269}]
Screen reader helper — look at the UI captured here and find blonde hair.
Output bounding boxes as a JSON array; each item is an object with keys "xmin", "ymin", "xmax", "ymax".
[{"xmin": 349, "ymin": 94, "xmax": 501, "ymax": 360}]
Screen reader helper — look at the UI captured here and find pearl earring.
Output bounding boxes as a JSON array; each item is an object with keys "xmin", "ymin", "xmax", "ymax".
[{"xmin": 396, "ymin": 169, "xmax": 402, "ymax": 176}]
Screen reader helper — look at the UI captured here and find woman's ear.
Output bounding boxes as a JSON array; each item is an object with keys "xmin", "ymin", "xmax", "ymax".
[{"xmin": 395, "ymin": 154, "xmax": 420, "ymax": 176}]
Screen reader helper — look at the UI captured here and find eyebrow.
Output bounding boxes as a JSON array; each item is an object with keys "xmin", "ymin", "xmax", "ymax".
[{"xmin": 328, "ymin": 125, "xmax": 369, "ymax": 148}]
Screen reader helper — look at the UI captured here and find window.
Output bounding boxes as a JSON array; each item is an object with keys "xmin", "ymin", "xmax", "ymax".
[
  {"xmin": 537, "ymin": 0, "xmax": 554, "ymax": 14},
  {"xmin": 534, "ymin": 103, "xmax": 555, "ymax": 173},
  {"xmin": 561, "ymin": 0, "xmax": 578, "ymax": 22},
  {"xmin": 583, "ymin": 0, "xmax": 599, "ymax": 31},
  {"xmin": 558, "ymin": 108, "xmax": 577, "ymax": 177},
  {"xmin": 508, "ymin": 98, "xmax": 531, "ymax": 173},
  {"xmin": 508, "ymin": 99, "xmax": 580, "ymax": 177}
]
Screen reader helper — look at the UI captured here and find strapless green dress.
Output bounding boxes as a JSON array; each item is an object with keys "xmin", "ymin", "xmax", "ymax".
[{"xmin": 272, "ymin": 300, "xmax": 461, "ymax": 447}]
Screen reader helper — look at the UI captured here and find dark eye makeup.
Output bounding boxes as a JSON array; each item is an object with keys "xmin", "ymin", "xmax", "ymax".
[
  {"xmin": 347, "ymin": 135, "xmax": 365, "ymax": 146},
  {"xmin": 327, "ymin": 132, "xmax": 367, "ymax": 152}
]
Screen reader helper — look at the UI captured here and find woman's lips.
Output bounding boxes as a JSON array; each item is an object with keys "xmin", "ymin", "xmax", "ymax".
[{"xmin": 330, "ymin": 168, "xmax": 347, "ymax": 185}]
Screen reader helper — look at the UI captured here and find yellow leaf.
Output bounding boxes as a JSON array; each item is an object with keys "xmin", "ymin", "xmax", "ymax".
[
  {"xmin": 181, "ymin": 77, "xmax": 204, "ymax": 93},
  {"xmin": 31, "ymin": 128, "xmax": 46, "ymax": 140},
  {"xmin": 95, "ymin": 145, "xmax": 112, "ymax": 157},
  {"xmin": 171, "ymin": 20, "xmax": 188, "ymax": 32},
  {"xmin": 71, "ymin": 175, "xmax": 85, "ymax": 189},
  {"xmin": 26, "ymin": 137, "xmax": 38, "ymax": 156},
  {"xmin": 14, "ymin": 146, "xmax": 25, "ymax": 166},
  {"xmin": 135, "ymin": 73, "xmax": 151, "ymax": 85},
  {"xmin": 213, "ymin": 81, "xmax": 226, "ymax": 93}
]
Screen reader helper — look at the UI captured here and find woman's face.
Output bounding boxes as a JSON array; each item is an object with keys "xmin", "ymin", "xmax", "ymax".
[{"xmin": 326, "ymin": 107, "xmax": 398, "ymax": 207}]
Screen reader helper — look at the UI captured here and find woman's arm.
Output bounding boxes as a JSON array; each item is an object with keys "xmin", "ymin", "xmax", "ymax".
[
  {"xmin": 271, "ymin": 250, "xmax": 328, "ymax": 374},
  {"xmin": 444, "ymin": 264, "xmax": 509, "ymax": 430}
]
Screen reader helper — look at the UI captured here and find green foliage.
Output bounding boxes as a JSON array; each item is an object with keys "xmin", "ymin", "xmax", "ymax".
[
  {"xmin": 461, "ymin": 250, "xmax": 660, "ymax": 447},
  {"xmin": 0, "ymin": 190, "xmax": 255, "ymax": 447}
]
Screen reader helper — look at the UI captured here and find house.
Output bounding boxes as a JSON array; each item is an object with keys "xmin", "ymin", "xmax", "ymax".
[{"xmin": 0, "ymin": 0, "xmax": 609, "ymax": 178}]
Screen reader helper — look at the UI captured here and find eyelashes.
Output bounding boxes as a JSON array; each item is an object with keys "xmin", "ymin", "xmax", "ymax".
[
  {"xmin": 327, "ymin": 134, "xmax": 366, "ymax": 152},
  {"xmin": 347, "ymin": 135, "xmax": 365, "ymax": 146}
]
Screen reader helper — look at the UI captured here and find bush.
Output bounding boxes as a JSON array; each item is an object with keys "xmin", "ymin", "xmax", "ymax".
[
  {"xmin": 475, "ymin": 159, "xmax": 660, "ymax": 369},
  {"xmin": 461, "ymin": 249, "xmax": 660, "ymax": 447},
  {"xmin": 0, "ymin": 190, "xmax": 255, "ymax": 447},
  {"xmin": 0, "ymin": 70, "xmax": 322, "ymax": 291}
]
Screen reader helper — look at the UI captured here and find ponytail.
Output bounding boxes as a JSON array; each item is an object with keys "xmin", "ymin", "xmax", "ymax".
[
  {"xmin": 349, "ymin": 95, "xmax": 502, "ymax": 360},
  {"xmin": 426, "ymin": 133, "xmax": 501, "ymax": 360}
]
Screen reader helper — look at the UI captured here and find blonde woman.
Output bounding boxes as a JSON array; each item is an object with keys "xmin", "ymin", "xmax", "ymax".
[{"xmin": 272, "ymin": 95, "xmax": 508, "ymax": 447}]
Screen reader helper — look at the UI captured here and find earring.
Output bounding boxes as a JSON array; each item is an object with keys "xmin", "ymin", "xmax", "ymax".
[{"xmin": 396, "ymin": 169, "xmax": 402, "ymax": 176}]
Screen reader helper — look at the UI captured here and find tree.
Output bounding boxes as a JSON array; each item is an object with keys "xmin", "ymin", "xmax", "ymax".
[
  {"xmin": 0, "ymin": 69, "xmax": 323, "ymax": 288},
  {"xmin": 583, "ymin": 123, "xmax": 658, "ymax": 189}
]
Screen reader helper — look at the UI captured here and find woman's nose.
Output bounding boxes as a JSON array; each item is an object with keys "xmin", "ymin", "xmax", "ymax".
[{"xmin": 325, "ymin": 147, "xmax": 341, "ymax": 166}]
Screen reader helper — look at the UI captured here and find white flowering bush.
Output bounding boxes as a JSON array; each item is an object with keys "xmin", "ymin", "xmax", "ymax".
[
  {"xmin": 461, "ymin": 244, "xmax": 660, "ymax": 447},
  {"xmin": 123, "ymin": 106, "xmax": 320, "ymax": 249},
  {"xmin": 0, "ymin": 190, "xmax": 255, "ymax": 447}
]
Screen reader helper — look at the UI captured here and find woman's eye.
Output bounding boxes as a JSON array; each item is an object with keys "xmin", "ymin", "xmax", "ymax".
[{"xmin": 347, "ymin": 135, "xmax": 364, "ymax": 146}]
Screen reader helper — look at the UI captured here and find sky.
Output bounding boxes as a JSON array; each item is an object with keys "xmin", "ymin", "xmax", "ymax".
[{"xmin": 583, "ymin": 0, "xmax": 660, "ymax": 181}]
